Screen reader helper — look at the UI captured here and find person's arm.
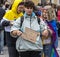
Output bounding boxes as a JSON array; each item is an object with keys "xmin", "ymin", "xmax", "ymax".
[
  {"xmin": 10, "ymin": 17, "xmax": 22, "ymax": 37},
  {"xmin": 2, "ymin": 20, "xmax": 10, "ymax": 26},
  {"xmin": 11, "ymin": 30, "xmax": 22, "ymax": 38},
  {"xmin": 40, "ymin": 19, "xmax": 52, "ymax": 38},
  {"xmin": 1, "ymin": 18, "xmax": 10, "ymax": 26}
]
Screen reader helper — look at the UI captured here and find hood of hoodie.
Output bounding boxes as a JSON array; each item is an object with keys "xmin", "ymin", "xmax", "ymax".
[
  {"xmin": 3, "ymin": 0, "xmax": 23, "ymax": 21},
  {"xmin": 11, "ymin": 0, "xmax": 22, "ymax": 13},
  {"xmin": 24, "ymin": 12, "xmax": 36, "ymax": 18}
]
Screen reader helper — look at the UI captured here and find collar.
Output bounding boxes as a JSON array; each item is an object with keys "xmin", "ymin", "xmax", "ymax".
[{"xmin": 24, "ymin": 12, "xmax": 36, "ymax": 18}]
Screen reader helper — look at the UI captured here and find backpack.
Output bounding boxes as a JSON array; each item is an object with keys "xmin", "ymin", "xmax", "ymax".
[{"xmin": 20, "ymin": 16, "xmax": 40, "ymax": 28}]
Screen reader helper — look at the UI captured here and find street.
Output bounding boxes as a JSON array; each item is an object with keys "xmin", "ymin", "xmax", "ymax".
[
  {"xmin": 0, "ymin": 38, "xmax": 60, "ymax": 57},
  {"xmin": 0, "ymin": 46, "xmax": 9, "ymax": 57}
]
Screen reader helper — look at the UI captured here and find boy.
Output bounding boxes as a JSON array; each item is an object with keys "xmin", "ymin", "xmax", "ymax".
[{"xmin": 11, "ymin": 1, "xmax": 51, "ymax": 57}]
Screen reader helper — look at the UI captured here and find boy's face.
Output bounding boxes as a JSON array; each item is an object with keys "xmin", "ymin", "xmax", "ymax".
[{"xmin": 24, "ymin": 7, "xmax": 33, "ymax": 15}]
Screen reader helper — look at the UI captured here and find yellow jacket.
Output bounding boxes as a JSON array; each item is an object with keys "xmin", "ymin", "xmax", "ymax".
[{"xmin": 4, "ymin": 0, "xmax": 23, "ymax": 21}]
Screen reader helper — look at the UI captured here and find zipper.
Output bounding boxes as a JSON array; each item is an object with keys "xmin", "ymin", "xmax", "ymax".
[{"xmin": 30, "ymin": 16, "xmax": 31, "ymax": 28}]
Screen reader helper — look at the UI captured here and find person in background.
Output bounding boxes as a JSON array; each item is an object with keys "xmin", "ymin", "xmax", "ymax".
[
  {"xmin": 0, "ymin": 7, "xmax": 5, "ymax": 55},
  {"xmin": 42, "ymin": 8, "xmax": 52, "ymax": 57},
  {"xmin": 42, "ymin": 7, "xmax": 59, "ymax": 57},
  {"xmin": 2, "ymin": 1, "xmax": 11, "ymax": 46},
  {"xmin": 57, "ymin": 5, "xmax": 60, "ymax": 37},
  {"xmin": 2, "ymin": 1, "xmax": 10, "ymax": 12},
  {"xmin": 1, "ymin": 0, "xmax": 24, "ymax": 57},
  {"xmin": 51, "ymin": 3, "xmax": 57, "ymax": 17},
  {"xmin": 35, "ymin": 10, "xmax": 42, "ymax": 19},
  {"xmin": 11, "ymin": 1, "xmax": 52, "ymax": 57},
  {"xmin": 44, "ymin": 5, "xmax": 58, "ymax": 48}
]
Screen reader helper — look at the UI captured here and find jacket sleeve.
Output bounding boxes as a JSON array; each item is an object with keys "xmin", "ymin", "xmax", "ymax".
[
  {"xmin": 2, "ymin": 20, "xmax": 10, "ymax": 26},
  {"xmin": 1, "ymin": 18, "xmax": 10, "ymax": 26},
  {"xmin": 40, "ymin": 18, "xmax": 48, "ymax": 32},
  {"xmin": 0, "ymin": 23, "xmax": 4, "ymax": 30},
  {"xmin": 10, "ymin": 17, "xmax": 21, "ymax": 37}
]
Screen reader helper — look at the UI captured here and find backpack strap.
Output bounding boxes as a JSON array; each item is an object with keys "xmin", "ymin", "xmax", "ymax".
[
  {"xmin": 37, "ymin": 17, "xmax": 42, "ymax": 37},
  {"xmin": 20, "ymin": 16, "xmax": 42, "ymax": 36},
  {"xmin": 20, "ymin": 16, "xmax": 24, "ymax": 28},
  {"xmin": 37, "ymin": 17, "xmax": 40, "ymax": 25},
  {"xmin": 20, "ymin": 16, "xmax": 40, "ymax": 27}
]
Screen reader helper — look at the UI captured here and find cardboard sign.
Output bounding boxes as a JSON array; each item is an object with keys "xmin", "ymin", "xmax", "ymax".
[{"xmin": 21, "ymin": 27, "xmax": 40, "ymax": 43}]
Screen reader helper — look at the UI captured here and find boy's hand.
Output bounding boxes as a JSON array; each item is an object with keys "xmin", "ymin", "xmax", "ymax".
[
  {"xmin": 16, "ymin": 30, "xmax": 22, "ymax": 36},
  {"xmin": 12, "ymin": 30, "xmax": 22, "ymax": 36}
]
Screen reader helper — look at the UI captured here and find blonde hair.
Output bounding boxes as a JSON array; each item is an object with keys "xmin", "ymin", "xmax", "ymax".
[
  {"xmin": 42, "ymin": 7, "xmax": 56, "ymax": 21},
  {"xmin": 47, "ymin": 8, "xmax": 56, "ymax": 20}
]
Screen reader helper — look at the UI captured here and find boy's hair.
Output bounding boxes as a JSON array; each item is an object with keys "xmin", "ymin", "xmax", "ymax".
[{"xmin": 24, "ymin": 1, "xmax": 35, "ymax": 9}]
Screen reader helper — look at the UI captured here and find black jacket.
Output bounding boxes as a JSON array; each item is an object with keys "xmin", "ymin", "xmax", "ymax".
[
  {"xmin": 0, "ymin": 7, "xmax": 5, "ymax": 30},
  {"xmin": 0, "ymin": 7, "xmax": 5, "ymax": 20}
]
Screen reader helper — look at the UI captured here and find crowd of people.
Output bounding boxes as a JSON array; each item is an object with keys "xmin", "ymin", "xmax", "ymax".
[{"xmin": 0, "ymin": 0, "xmax": 60, "ymax": 57}]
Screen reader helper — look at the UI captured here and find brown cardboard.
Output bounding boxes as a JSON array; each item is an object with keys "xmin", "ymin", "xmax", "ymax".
[{"xmin": 21, "ymin": 27, "xmax": 40, "ymax": 43}]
